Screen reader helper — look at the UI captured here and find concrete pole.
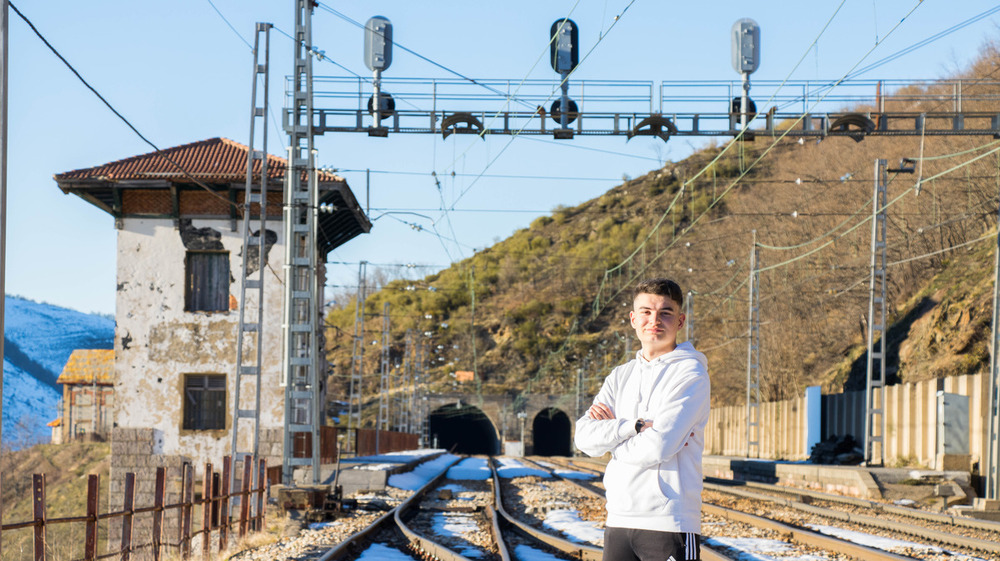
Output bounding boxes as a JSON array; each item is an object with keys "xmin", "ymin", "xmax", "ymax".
[{"xmin": 0, "ymin": 0, "xmax": 8, "ymax": 455}]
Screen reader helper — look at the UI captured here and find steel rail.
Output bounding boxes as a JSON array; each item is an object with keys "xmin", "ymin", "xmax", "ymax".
[
  {"xmin": 525, "ymin": 457, "xmax": 734, "ymax": 561},
  {"xmin": 704, "ymin": 480, "xmax": 1000, "ymax": 556},
  {"xmin": 706, "ymin": 476, "xmax": 1000, "ymax": 534},
  {"xmin": 317, "ymin": 455, "xmax": 462, "ymax": 561},
  {"xmin": 703, "ymin": 502, "xmax": 914, "ymax": 561},
  {"xmin": 521, "ymin": 457, "xmax": 605, "ymax": 502},
  {"xmin": 491, "ymin": 458, "xmax": 604, "ymax": 561}
]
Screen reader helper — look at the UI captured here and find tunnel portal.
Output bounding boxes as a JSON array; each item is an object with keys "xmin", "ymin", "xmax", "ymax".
[
  {"xmin": 532, "ymin": 407, "xmax": 572, "ymax": 456},
  {"xmin": 428, "ymin": 403, "xmax": 501, "ymax": 454}
]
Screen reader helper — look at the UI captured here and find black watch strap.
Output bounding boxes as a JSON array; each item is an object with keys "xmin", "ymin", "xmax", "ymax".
[{"xmin": 635, "ymin": 419, "xmax": 643, "ymax": 434}]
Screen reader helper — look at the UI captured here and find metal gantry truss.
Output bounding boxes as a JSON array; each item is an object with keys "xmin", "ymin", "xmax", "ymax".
[
  {"xmin": 300, "ymin": 77, "xmax": 1000, "ymax": 141},
  {"xmin": 231, "ymin": 22, "xmax": 271, "ymax": 508},
  {"xmin": 864, "ymin": 159, "xmax": 890, "ymax": 467},
  {"xmin": 281, "ymin": 0, "xmax": 321, "ymax": 485},
  {"xmin": 746, "ymin": 230, "xmax": 761, "ymax": 458}
]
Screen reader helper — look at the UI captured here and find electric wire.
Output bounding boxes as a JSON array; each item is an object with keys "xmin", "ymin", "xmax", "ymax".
[
  {"xmin": 593, "ymin": 0, "xmax": 927, "ymax": 317},
  {"xmin": 888, "ymin": 229, "xmax": 995, "ymax": 267},
  {"xmin": 772, "ymin": 4, "xmax": 1000, "ymax": 113},
  {"xmin": 591, "ymin": 0, "xmax": 856, "ymax": 314},
  {"xmin": 446, "ymin": 1, "xmax": 638, "ymax": 211},
  {"xmin": 10, "ymin": 1, "xmax": 239, "ymax": 213},
  {"xmin": 203, "ymin": 1, "xmax": 288, "ymax": 153},
  {"xmin": 205, "ymin": 0, "xmax": 253, "ymax": 50},
  {"xmin": 336, "ymin": 168, "xmax": 623, "ymax": 182},
  {"xmin": 316, "ymin": 2, "xmax": 538, "ymax": 110}
]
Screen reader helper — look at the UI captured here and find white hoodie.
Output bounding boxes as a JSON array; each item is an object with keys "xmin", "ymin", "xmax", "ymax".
[{"xmin": 574, "ymin": 341, "xmax": 710, "ymax": 534}]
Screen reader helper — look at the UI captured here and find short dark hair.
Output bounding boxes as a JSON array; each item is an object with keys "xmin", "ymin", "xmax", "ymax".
[{"xmin": 632, "ymin": 278, "xmax": 683, "ymax": 307}]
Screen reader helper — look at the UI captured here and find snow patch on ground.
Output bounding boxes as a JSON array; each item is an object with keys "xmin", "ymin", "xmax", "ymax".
[
  {"xmin": 387, "ymin": 453, "xmax": 459, "ymax": 490},
  {"xmin": 705, "ymin": 537, "xmax": 828, "ymax": 561},
  {"xmin": 806, "ymin": 524, "xmax": 988, "ymax": 560},
  {"xmin": 513, "ymin": 544, "xmax": 564, "ymax": 561},
  {"xmin": 432, "ymin": 512, "xmax": 484, "ymax": 558},
  {"xmin": 496, "ymin": 457, "xmax": 549, "ymax": 479},
  {"xmin": 355, "ymin": 542, "xmax": 420, "ymax": 560},
  {"xmin": 447, "ymin": 457, "xmax": 491, "ymax": 480},
  {"xmin": 343, "ymin": 449, "xmax": 443, "ymax": 464},
  {"xmin": 543, "ymin": 509, "xmax": 603, "ymax": 545}
]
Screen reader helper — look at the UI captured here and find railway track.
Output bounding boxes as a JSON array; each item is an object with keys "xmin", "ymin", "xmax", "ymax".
[
  {"xmin": 238, "ymin": 454, "xmax": 996, "ymax": 561},
  {"xmin": 703, "ymin": 477, "xmax": 1000, "ymax": 560},
  {"xmin": 538, "ymin": 456, "xmax": 959, "ymax": 561},
  {"xmin": 307, "ymin": 455, "xmax": 613, "ymax": 561}
]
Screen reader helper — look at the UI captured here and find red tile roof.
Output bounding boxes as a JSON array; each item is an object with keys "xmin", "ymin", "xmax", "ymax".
[
  {"xmin": 54, "ymin": 137, "xmax": 343, "ymax": 183},
  {"xmin": 57, "ymin": 349, "xmax": 115, "ymax": 385}
]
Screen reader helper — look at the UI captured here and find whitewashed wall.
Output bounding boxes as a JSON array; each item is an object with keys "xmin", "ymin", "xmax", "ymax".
[{"xmin": 114, "ymin": 217, "xmax": 286, "ymax": 467}]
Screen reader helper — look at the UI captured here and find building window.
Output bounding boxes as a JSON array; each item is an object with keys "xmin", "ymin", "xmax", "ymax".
[
  {"xmin": 183, "ymin": 374, "xmax": 226, "ymax": 430},
  {"xmin": 185, "ymin": 252, "xmax": 229, "ymax": 312}
]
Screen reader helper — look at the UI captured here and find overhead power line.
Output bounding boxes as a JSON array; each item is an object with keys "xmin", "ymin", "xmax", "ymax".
[
  {"xmin": 11, "ymin": 1, "xmax": 237, "ymax": 212},
  {"xmin": 316, "ymin": 2, "xmax": 537, "ymax": 110}
]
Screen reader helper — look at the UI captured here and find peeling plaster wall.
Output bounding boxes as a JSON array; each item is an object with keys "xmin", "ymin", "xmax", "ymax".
[{"xmin": 114, "ymin": 218, "xmax": 286, "ymax": 467}]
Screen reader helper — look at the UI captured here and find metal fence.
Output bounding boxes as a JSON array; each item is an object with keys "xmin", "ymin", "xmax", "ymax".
[{"xmin": 1, "ymin": 455, "xmax": 267, "ymax": 561}]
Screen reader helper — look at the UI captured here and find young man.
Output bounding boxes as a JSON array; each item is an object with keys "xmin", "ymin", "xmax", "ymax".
[{"xmin": 574, "ymin": 278, "xmax": 710, "ymax": 561}]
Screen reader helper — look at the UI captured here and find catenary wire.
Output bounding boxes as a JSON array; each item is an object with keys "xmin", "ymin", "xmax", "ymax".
[{"xmin": 10, "ymin": 2, "xmax": 238, "ymax": 213}]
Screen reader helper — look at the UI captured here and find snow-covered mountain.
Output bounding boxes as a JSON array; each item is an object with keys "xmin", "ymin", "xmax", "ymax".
[{"xmin": 3, "ymin": 295, "xmax": 114, "ymax": 449}]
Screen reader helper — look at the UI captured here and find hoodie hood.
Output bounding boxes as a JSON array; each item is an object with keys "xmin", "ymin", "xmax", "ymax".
[{"xmin": 636, "ymin": 340, "xmax": 708, "ymax": 370}]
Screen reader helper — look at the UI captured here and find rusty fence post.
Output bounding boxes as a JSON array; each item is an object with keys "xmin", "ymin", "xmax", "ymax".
[
  {"xmin": 239, "ymin": 456, "xmax": 252, "ymax": 537},
  {"xmin": 181, "ymin": 463, "xmax": 193, "ymax": 559},
  {"xmin": 151, "ymin": 467, "xmax": 165, "ymax": 561},
  {"xmin": 255, "ymin": 458, "xmax": 267, "ymax": 532},
  {"xmin": 120, "ymin": 472, "xmax": 135, "ymax": 561},
  {"xmin": 32, "ymin": 474, "xmax": 45, "ymax": 561},
  {"xmin": 84, "ymin": 474, "xmax": 99, "ymax": 561},
  {"xmin": 202, "ymin": 463, "xmax": 212, "ymax": 559},
  {"xmin": 219, "ymin": 457, "xmax": 230, "ymax": 552}
]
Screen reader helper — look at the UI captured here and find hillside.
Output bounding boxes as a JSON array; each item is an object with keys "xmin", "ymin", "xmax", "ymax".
[
  {"xmin": 324, "ymin": 42, "xmax": 1000, "ymax": 410},
  {"xmin": 0, "ymin": 442, "xmax": 111, "ymax": 560},
  {"xmin": 3, "ymin": 295, "xmax": 115, "ymax": 448}
]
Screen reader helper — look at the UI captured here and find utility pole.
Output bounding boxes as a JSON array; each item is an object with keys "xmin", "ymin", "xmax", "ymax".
[
  {"xmin": 685, "ymin": 290, "xmax": 695, "ymax": 345},
  {"xmin": 232, "ymin": 25, "xmax": 272, "ymax": 510},
  {"xmin": 281, "ymin": 0, "xmax": 322, "ymax": 485},
  {"xmin": 746, "ymin": 230, "xmax": 760, "ymax": 458},
  {"xmin": 864, "ymin": 159, "xmax": 890, "ymax": 467},
  {"xmin": 988, "ymin": 184, "xmax": 1000, "ymax": 499},
  {"xmin": 348, "ymin": 260, "xmax": 367, "ymax": 454},
  {"xmin": 376, "ymin": 302, "xmax": 390, "ymax": 453},
  {"xmin": 1, "ymin": 0, "xmax": 8, "ymax": 455}
]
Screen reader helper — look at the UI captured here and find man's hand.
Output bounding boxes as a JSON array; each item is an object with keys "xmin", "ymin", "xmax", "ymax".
[
  {"xmin": 638, "ymin": 420, "xmax": 653, "ymax": 432},
  {"xmin": 586, "ymin": 402, "xmax": 616, "ymax": 420}
]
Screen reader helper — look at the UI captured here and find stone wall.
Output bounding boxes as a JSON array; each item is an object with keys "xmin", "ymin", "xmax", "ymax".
[{"xmin": 108, "ymin": 428, "xmax": 188, "ymax": 549}]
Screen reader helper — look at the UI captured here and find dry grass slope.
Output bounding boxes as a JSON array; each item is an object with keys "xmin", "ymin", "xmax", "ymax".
[{"xmin": 324, "ymin": 39, "xmax": 1000, "ymax": 409}]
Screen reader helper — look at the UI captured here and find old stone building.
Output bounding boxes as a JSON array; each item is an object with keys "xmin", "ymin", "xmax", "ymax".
[
  {"xmin": 55, "ymin": 349, "xmax": 115, "ymax": 442},
  {"xmin": 54, "ymin": 137, "xmax": 369, "ymax": 537}
]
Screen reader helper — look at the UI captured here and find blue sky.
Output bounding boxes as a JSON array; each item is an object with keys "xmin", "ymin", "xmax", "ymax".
[{"xmin": 5, "ymin": 0, "xmax": 1000, "ymax": 315}]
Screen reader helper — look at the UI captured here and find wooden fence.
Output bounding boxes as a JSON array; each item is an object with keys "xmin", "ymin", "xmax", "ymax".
[{"xmin": 0, "ymin": 455, "xmax": 267, "ymax": 561}]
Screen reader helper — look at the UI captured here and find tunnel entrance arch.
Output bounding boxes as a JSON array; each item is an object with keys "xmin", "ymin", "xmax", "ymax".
[
  {"xmin": 428, "ymin": 403, "xmax": 501, "ymax": 454},
  {"xmin": 532, "ymin": 408, "xmax": 572, "ymax": 456}
]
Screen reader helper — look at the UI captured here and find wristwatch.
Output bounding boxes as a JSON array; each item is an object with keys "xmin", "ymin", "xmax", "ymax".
[{"xmin": 634, "ymin": 419, "xmax": 644, "ymax": 434}]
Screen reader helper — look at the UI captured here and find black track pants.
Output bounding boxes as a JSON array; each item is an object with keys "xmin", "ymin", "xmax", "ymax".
[{"xmin": 603, "ymin": 526, "xmax": 700, "ymax": 561}]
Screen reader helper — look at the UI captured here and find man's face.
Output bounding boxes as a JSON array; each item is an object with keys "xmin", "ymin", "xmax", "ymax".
[{"xmin": 629, "ymin": 292, "xmax": 684, "ymax": 357}]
